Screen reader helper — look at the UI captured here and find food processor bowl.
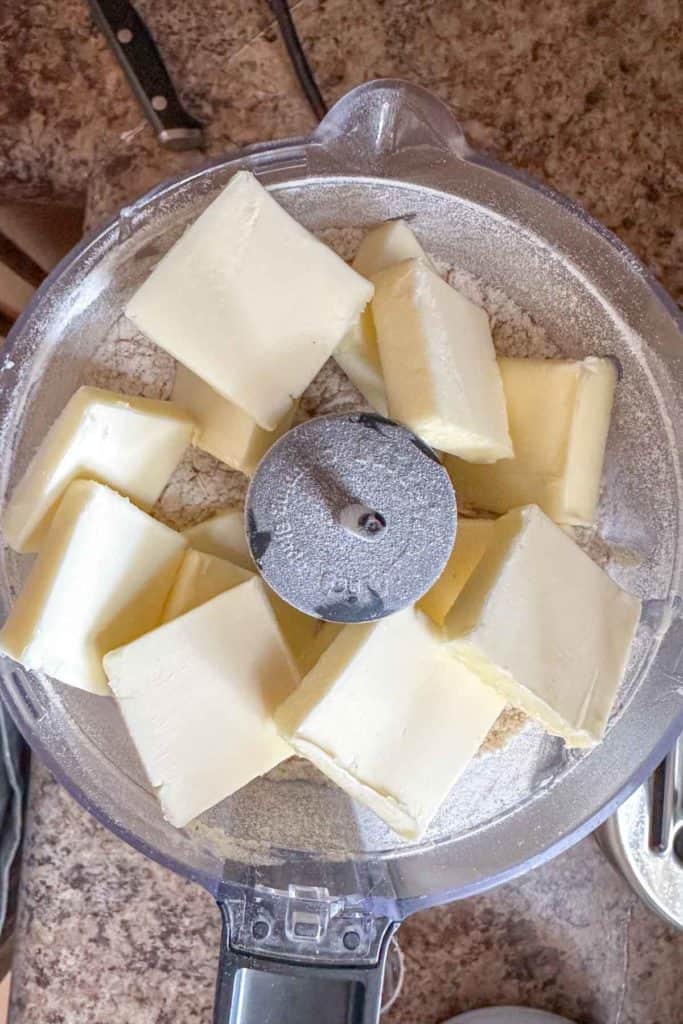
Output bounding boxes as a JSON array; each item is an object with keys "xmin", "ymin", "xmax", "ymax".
[{"xmin": 0, "ymin": 81, "xmax": 682, "ymax": 1023}]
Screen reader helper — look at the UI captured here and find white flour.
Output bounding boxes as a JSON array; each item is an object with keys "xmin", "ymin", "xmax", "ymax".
[{"xmin": 445, "ymin": 266, "xmax": 560, "ymax": 359}]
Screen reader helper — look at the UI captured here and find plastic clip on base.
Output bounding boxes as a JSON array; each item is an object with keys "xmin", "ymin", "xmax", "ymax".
[{"xmin": 214, "ymin": 902, "xmax": 395, "ymax": 1024}]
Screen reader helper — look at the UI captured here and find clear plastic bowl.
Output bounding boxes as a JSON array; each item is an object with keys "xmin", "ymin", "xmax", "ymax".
[{"xmin": 0, "ymin": 81, "xmax": 681, "ymax": 1014}]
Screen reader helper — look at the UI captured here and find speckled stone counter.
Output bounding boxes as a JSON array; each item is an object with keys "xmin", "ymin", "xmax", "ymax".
[
  {"xmin": 10, "ymin": 764, "xmax": 683, "ymax": 1024},
  {"xmin": 1, "ymin": 2, "xmax": 681, "ymax": 1022}
]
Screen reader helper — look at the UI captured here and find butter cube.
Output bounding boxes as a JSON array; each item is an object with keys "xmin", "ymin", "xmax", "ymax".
[
  {"xmin": 126, "ymin": 171, "xmax": 373, "ymax": 430},
  {"xmin": 372, "ymin": 260, "xmax": 512, "ymax": 461},
  {"xmin": 446, "ymin": 357, "xmax": 617, "ymax": 525},
  {"xmin": 419, "ymin": 518, "xmax": 497, "ymax": 626},
  {"xmin": 276, "ymin": 607, "xmax": 505, "ymax": 839},
  {"xmin": 334, "ymin": 312, "xmax": 387, "ymax": 415},
  {"xmin": 172, "ymin": 364, "xmax": 295, "ymax": 476},
  {"xmin": 444, "ymin": 505, "xmax": 641, "ymax": 747},
  {"xmin": 161, "ymin": 549, "xmax": 252, "ymax": 623},
  {"xmin": 181, "ymin": 510, "xmax": 337, "ymax": 670},
  {"xmin": 104, "ymin": 577, "xmax": 300, "ymax": 827},
  {"xmin": 3, "ymin": 386, "xmax": 195, "ymax": 553},
  {"xmin": 297, "ymin": 620, "xmax": 344, "ymax": 677},
  {"xmin": 266, "ymin": 594, "xmax": 342, "ymax": 672},
  {"xmin": 0, "ymin": 481, "xmax": 187, "ymax": 695},
  {"xmin": 182, "ymin": 507, "xmax": 251, "ymax": 569},
  {"xmin": 335, "ymin": 220, "xmax": 431, "ymax": 415},
  {"xmin": 352, "ymin": 219, "xmax": 432, "ymax": 279}
]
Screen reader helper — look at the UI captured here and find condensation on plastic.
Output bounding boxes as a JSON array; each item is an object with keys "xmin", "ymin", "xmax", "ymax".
[{"xmin": 0, "ymin": 81, "xmax": 682, "ymax": 926}]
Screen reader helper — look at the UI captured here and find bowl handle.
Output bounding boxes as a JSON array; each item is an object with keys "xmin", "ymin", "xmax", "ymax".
[
  {"xmin": 214, "ymin": 900, "xmax": 395, "ymax": 1023},
  {"xmin": 308, "ymin": 78, "xmax": 472, "ymax": 177}
]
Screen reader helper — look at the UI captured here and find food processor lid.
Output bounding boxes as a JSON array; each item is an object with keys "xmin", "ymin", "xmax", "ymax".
[{"xmin": 0, "ymin": 80, "xmax": 682, "ymax": 919}]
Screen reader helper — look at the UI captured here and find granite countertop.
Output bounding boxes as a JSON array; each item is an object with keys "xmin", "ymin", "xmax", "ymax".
[{"xmin": 1, "ymin": 1, "xmax": 682, "ymax": 1022}]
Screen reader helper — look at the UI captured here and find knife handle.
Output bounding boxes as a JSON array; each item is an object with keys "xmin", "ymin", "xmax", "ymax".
[
  {"xmin": 266, "ymin": 0, "xmax": 327, "ymax": 121},
  {"xmin": 88, "ymin": 0, "xmax": 204, "ymax": 151}
]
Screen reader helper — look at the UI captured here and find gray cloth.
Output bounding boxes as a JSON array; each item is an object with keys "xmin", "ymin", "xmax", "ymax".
[{"xmin": 0, "ymin": 698, "xmax": 25, "ymax": 950}]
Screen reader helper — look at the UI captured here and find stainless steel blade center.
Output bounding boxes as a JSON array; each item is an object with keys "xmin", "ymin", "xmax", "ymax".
[{"xmin": 245, "ymin": 413, "xmax": 457, "ymax": 623}]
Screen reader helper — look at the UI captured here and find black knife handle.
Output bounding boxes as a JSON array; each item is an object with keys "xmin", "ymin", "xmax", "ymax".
[
  {"xmin": 88, "ymin": 0, "xmax": 204, "ymax": 150},
  {"xmin": 266, "ymin": 0, "xmax": 327, "ymax": 122}
]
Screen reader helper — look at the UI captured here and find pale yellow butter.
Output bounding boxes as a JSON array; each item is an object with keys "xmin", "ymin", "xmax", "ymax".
[
  {"xmin": 125, "ymin": 171, "xmax": 373, "ymax": 431},
  {"xmin": 181, "ymin": 510, "xmax": 338, "ymax": 671},
  {"xmin": 444, "ymin": 505, "xmax": 641, "ymax": 747},
  {"xmin": 276, "ymin": 606, "xmax": 505, "ymax": 839},
  {"xmin": 161, "ymin": 549, "xmax": 252, "ymax": 623},
  {"xmin": 182, "ymin": 507, "xmax": 251, "ymax": 569},
  {"xmin": 297, "ymin": 620, "xmax": 344, "ymax": 677},
  {"xmin": 104, "ymin": 577, "xmax": 300, "ymax": 828},
  {"xmin": 0, "ymin": 481, "xmax": 187, "ymax": 695},
  {"xmin": 335, "ymin": 220, "xmax": 431, "ymax": 415},
  {"xmin": 419, "ymin": 517, "xmax": 497, "ymax": 626},
  {"xmin": 172, "ymin": 364, "xmax": 295, "ymax": 476},
  {"xmin": 334, "ymin": 311, "xmax": 387, "ymax": 415},
  {"xmin": 3, "ymin": 386, "xmax": 195, "ymax": 553},
  {"xmin": 372, "ymin": 260, "xmax": 512, "ymax": 461},
  {"xmin": 446, "ymin": 356, "xmax": 617, "ymax": 525},
  {"xmin": 266, "ymin": 594, "xmax": 342, "ymax": 673},
  {"xmin": 352, "ymin": 220, "xmax": 432, "ymax": 279}
]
